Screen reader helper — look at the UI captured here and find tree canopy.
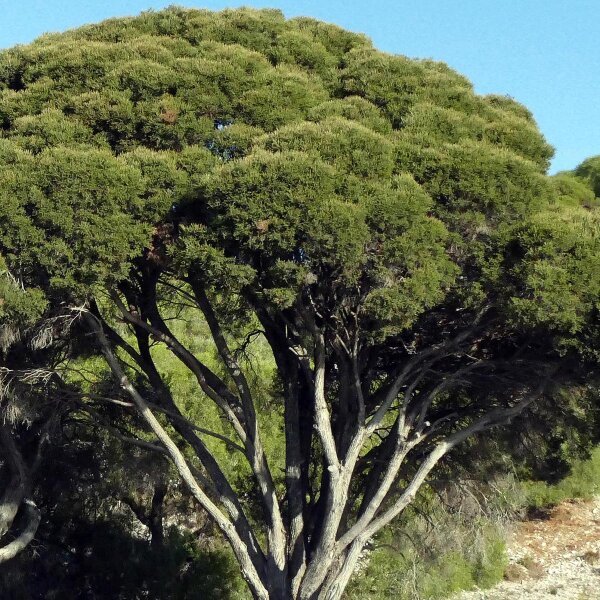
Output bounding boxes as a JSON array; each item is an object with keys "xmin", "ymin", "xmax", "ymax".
[{"xmin": 0, "ymin": 7, "xmax": 598, "ymax": 600}]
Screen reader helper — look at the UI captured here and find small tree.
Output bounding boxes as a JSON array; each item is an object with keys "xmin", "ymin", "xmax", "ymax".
[{"xmin": 0, "ymin": 8, "xmax": 598, "ymax": 598}]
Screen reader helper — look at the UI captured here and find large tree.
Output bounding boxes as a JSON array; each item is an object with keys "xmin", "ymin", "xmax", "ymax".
[{"xmin": 0, "ymin": 7, "xmax": 598, "ymax": 599}]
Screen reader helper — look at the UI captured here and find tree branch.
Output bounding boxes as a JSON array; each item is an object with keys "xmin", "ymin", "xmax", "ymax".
[
  {"xmin": 189, "ymin": 282, "xmax": 286, "ymax": 582},
  {"xmin": 0, "ymin": 499, "xmax": 41, "ymax": 564},
  {"xmin": 83, "ymin": 309, "xmax": 269, "ymax": 598}
]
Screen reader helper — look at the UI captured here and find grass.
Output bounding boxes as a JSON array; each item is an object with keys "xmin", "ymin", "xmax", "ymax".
[
  {"xmin": 346, "ymin": 446, "xmax": 600, "ymax": 599},
  {"xmin": 520, "ymin": 447, "xmax": 600, "ymax": 509},
  {"xmin": 346, "ymin": 487, "xmax": 510, "ymax": 600}
]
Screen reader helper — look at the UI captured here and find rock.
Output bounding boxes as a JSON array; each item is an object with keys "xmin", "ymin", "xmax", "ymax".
[
  {"xmin": 504, "ymin": 563, "xmax": 529, "ymax": 582},
  {"xmin": 452, "ymin": 496, "xmax": 600, "ymax": 599}
]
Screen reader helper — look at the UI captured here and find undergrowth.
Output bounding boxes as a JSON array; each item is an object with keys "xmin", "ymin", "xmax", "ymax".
[
  {"xmin": 521, "ymin": 447, "xmax": 600, "ymax": 509},
  {"xmin": 346, "ymin": 447, "xmax": 600, "ymax": 599},
  {"xmin": 346, "ymin": 479, "xmax": 513, "ymax": 599}
]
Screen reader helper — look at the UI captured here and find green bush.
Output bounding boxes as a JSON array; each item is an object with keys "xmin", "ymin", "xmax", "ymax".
[
  {"xmin": 521, "ymin": 447, "xmax": 600, "ymax": 509},
  {"xmin": 346, "ymin": 497, "xmax": 509, "ymax": 599}
]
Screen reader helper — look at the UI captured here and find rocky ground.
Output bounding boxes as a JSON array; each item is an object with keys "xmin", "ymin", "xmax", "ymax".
[{"xmin": 455, "ymin": 498, "xmax": 600, "ymax": 600}]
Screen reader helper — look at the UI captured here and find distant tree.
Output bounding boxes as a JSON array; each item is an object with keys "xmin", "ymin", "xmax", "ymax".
[
  {"xmin": 0, "ymin": 7, "xmax": 598, "ymax": 599},
  {"xmin": 574, "ymin": 155, "xmax": 600, "ymax": 198}
]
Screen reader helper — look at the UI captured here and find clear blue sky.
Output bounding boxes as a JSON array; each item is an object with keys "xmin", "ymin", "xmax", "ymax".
[{"xmin": 1, "ymin": 0, "xmax": 598, "ymax": 173}]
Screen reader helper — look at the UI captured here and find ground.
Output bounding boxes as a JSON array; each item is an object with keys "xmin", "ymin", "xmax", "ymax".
[{"xmin": 455, "ymin": 498, "xmax": 600, "ymax": 599}]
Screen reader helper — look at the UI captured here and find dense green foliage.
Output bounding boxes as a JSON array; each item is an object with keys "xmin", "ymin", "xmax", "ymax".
[
  {"xmin": 0, "ymin": 5, "xmax": 596, "ymax": 359},
  {"xmin": 522, "ymin": 445, "xmax": 600, "ymax": 509},
  {"xmin": 0, "ymin": 7, "xmax": 599, "ymax": 600},
  {"xmin": 0, "ymin": 6, "xmax": 560, "ymax": 321}
]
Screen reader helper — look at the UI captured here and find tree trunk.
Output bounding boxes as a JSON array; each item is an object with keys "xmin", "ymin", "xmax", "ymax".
[
  {"xmin": 149, "ymin": 482, "xmax": 167, "ymax": 549},
  {"xmin": 0, "ymin": 499, "xmax": 41, "ymax": 564}
]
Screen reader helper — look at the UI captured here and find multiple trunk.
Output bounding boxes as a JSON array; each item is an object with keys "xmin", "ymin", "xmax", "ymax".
[{"xmin": 82, "ymin": 284, "xmax": 554, "ymax": 599}]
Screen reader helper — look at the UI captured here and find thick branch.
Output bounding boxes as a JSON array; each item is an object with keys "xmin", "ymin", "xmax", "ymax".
[
  {"xmin": 0, "ymin": 499, "xmax": 41, "ymax": 564},
  {"xmin": 190, "ymin": 282, "xmax": 286, "ymax": 585},
  {"xmin": 84, "ymin": 311, "xmax": 269, "ymax": 598},
  {"xmin": 0, "ymin": 424, "xmax": 28, "ymax": 538},
  {"xmin": 110, "ymin": 292, "xmax": 249, "ymax": 444},
  {"xmin": 340, "ymin": 374, "xmax": 555, "ymax": 555},
  {"xmin": 313, "ymin": 333, "xmax": 339, "ymax": 469},
  {"xmin": 109, "ymin": 289, "xmax": 285, "ymax": 587},
  {"xmin": 75, "ymin": 391, "xmax": 246, "ymax": 453},
  {"xmin": 367, "ymin": 316, "xmax": 485, "ymax": 433}
]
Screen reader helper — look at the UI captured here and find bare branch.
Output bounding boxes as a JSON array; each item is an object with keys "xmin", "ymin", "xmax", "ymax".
[
  {"xmin": 190, "ymin": 282, "xmax": 287, "ymax": 585},
  {"xmin": 74, "ymin": 392, "xmax": 247, "ymax": 454},
  {"xmin": 82, "ymin": 309, "xmax": 269, "ymax": 598},
  {"xmin": 107, "ymin": 294, "xmax": 250, "ymax": 444}
]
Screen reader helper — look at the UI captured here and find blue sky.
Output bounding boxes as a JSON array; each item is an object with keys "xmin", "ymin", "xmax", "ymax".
[{"xmin": 1, "ymin": 0, "xmax": 598, "ymax": 173}]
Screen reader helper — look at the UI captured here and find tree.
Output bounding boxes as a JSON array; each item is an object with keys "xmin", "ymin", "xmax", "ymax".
[
  {"xmin": 0, "ymin": 260, "xmax": 66, "ymax": 564},
  {"xmin": 0, "ymin": 7, "xmax": 598, "ymax": 599},
  {"xmin": 574, "ymin": 155, "xmax": 600, "ymax": 199}
]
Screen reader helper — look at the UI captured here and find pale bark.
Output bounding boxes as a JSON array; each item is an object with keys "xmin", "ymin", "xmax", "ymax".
[
  {"xmin": 0, "ymin": 499, "xmax": 41, "ymax": 564},
  {"xmin": 0, "ymin": 475, "xmax": 25, "ymax": 539},
  {"xmin": 0, "ymin": 417, "xmax": 49, "ymax": 564},
  {"xmin": 0, "ymin": 423, "xmax": 28, "ymax": 539},
  {"xmin": 105, "ymin": 297, "xmax": 267, "ymax": 570},
  {"xmin": 313, "ymin": 334, "xmax": 339, "ymax": 470},
  {"xmin": 192, "ymin": 284, "xmax": 287, "ymax": 592},
  {"xmin": 110, "ymin": 293, "xmax": 249, "ymax": 442},
  {"xmin": 77, "ymin": 299, "xmax": 556, "ymax": 600},
  {"xmin": 85, "ymin": 311, "xmax": 270, "ymax": 599},
  {"xmin": 112, "ymin": 290, "xmax": 289, "ymax": 595}
]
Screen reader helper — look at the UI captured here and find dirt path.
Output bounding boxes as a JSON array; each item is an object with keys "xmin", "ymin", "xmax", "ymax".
[{"xmin": 455, "ymin": 498, "xmax": 600, "ymax": 600}]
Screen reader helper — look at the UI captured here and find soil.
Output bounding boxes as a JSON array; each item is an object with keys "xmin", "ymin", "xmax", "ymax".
[{"xmin": 454, "ymin": 497, "xmax": 600, "ymax": 600}]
